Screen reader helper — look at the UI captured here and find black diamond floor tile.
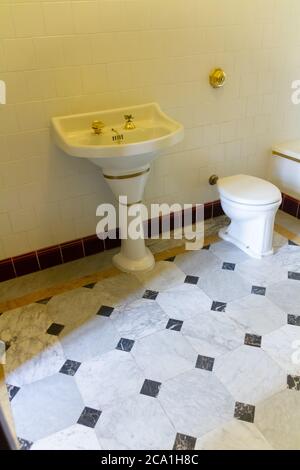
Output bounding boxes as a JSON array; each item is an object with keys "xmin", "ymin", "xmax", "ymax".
[
  {"xmin": 143, "ymin": 290, "xmax": 159, "ymax": 300},
  {"xmin": 195, "ymin": 355, "xmax": 215, "ymax": 372},
  {"xmin": 140, "ymin": 379, "xmax": 161, "ymax": 398},
  {"xmin": 18, "ymin": 438, "xmax": 33, "ymax": 450},
  {"xmin": 202, "ymin": 245, "xmax": 210, "ymax": 250},
  {"xmin": 288, "ymin": 314, "xmax": 300, "ymax": 327},
  {"xmin": 36, "ymin": 297, "xmax": 52, "ymax": 305},
  {"xmin": 97, "ymin": 305, "xmax": 114, "ymax": 317},
  {"xmin": 184, "ymin": 275, "xmax": 199, "ymax": 285},
  {"xmin": 244, "ymin": 333, "xmax": 262, "ymax": 348},
  {"xmin": 234, "ymin": 402, "xmax": 255, "ymax": 423},
  {"xmin": 289, "ymin": 240, "xmax": 299, "ymax": 246},
  {"xmin": 251, "ymin": 286, "xmax": 266, "ymax": 296},
  {"xmin": 173, "ymin": 433, "xmax": 197, "ymax": 450},
  {"xmin": 6, "ymin": 384, "xmax": 20, "ymax": 401},
  {"xmin": 211, "ymin": 301, "xmax": 227, "ymax": 312},
  {"xmin": 166, "ymin": 318, "xmax": 184, "ymax": 332},
  {"xmin": 287, "ymin": 375, "xmax": 300, "ymax": 391},
  {"xmin": 288, "ymin": 272, "xmax": 300, "ymax": 281},
  {"xmin": 116, "ymin": 338, "xmax": 135, "ymax": 352},
  {"xmin": 83, "ymin": 283, "xmax": 96, "ymax": 289},
  {"xmin": 222, "ymin": 262, "xmax": 236, "ymax": 271},
  {"xmin": 77, "ymin": 407, "xmax": 102, "ymax": 428},
  {"xmin": 59, "ymin": 359, "xmax": 81, "ymax": 376},
  {"xmin": 46, "ymin": 323, "xmax": 65, "ymax": 336},
  {"xmin": 166, "ymin": 256, "xmax": 176, "ymax": 262}
]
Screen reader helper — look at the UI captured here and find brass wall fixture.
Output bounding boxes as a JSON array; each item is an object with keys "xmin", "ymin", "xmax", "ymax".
[
  {"xmin": 209, "ymin": 68, "xmax": 226, "ymax": 88},
  {"xmin": 209, "ymin": 175, "xmax": 219, "ymax": 186}
]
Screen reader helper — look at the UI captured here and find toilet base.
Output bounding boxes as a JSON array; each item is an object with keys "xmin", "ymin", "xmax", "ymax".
[{"xmin": 218, "ymin": 227, "xmax": 274, "ymax": 259}]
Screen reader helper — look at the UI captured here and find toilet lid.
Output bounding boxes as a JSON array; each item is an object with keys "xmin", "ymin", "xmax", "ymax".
[{"xmin": 217, "ymin": 175, "xmax": 282, "ymax": 206}]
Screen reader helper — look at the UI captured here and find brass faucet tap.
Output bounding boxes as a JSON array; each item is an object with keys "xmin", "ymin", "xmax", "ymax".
[
  {"xmin": 91, "ymin": 120, "xmax": 105, "ymax": 135},
  {"xmin": 124, "ymin": 115, "xmax": 136, "ymax": 130}
]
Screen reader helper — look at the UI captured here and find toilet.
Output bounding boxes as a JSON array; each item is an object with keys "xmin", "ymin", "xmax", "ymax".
[{"xmin": 217, "ymin": 175, "xmax": 282, "ymax": 259}]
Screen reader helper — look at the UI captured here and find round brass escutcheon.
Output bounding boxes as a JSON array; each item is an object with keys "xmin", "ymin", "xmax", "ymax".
[{"xmin": 209, "ymin": 68, "xmax": 226, "ymax": 88}]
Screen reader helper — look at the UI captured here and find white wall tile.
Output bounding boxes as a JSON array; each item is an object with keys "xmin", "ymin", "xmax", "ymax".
[{"xmin": 1, "ymin": 0, "xmax": 300, "ymax": 258}]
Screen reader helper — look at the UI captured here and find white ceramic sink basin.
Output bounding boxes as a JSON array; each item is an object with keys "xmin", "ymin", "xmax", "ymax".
[
  {"xmin": 51, "ymin": 103, "xmax": 184, "ymax": 274},
  {"xmin": 52, "ymin": 103, "xmax": 184, "ymax": 171}
]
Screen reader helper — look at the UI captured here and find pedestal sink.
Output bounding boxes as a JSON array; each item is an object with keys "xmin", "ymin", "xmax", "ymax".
[{"xmin": 52, "ymin": 103, "xmax": 184, "ymax": 273}]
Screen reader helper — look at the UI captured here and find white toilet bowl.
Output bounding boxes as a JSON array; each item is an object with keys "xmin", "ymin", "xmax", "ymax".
[{"xmin": 217, "ymin": 175, "xmax": 282, "ymax": 259}]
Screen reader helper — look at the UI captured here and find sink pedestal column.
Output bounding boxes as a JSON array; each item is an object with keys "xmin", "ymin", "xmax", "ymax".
[{"xmin": 103, "ymin": 165, "xmax": 155, "ymax": 273}]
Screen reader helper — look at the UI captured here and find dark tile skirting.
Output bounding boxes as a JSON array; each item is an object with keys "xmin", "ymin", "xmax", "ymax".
[{"xmin": 1, "ymin": 193, "xmax": 298, "ymax": 282}]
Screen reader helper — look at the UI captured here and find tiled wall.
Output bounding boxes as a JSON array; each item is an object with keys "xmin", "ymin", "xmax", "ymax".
[{"xmin": 1, "ymin": 0, "xmax": 300, "ymax": 259}]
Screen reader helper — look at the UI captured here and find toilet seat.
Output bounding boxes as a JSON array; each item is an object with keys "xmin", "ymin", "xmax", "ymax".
[{"xmin": 218, "ymin": 174, "xmax": 282, "ymax": 206}]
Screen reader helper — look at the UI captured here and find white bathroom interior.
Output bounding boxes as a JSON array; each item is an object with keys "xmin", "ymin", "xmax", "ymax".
[{"xmin": 0, "ymin": 0, "xmax": 300, "ymax": 451}]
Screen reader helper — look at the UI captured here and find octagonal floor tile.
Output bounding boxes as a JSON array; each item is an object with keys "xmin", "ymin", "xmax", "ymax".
[
  {"xmin": 75, "ymin": 349, "xmax": 144, "ymax": 410},
  {"xmin": 134, "ymin": 261, "xmax": 186, "ymax": 292},
  {"xmin": 266, "ymin": 280, "xmax": 300, "ymax": 313},
  {"xmin": 198, "ymin": 269, "xmax": 252, "ymax": 303},
  {"xmin": 156, "ymin": 283, "xmax": 212, "ymax": 321},
  {"xmin": 226, "ymin": 294, "xmax": 287, "ymax": 336},
  {"xmin": 255, "ymin": 389, "xmax": 300, "ymax": 450},
  {"xmin": 60, "ymin": 316, "xmax": 120, "ymax": 363},
  {"xmin": 111, "ymin": 299, "xmax": 168, "ymax": 341},
  {"xmin": 174, "ymin": 249, "xmax": 222, "ymax": 278},
  {"xmin": 181, "ymin": 310, "xmax": 245, "ymax": 359},
  {"xmin": 11, "ymin": 373, "xmax": 84, "ymax": 442},
  {"xmin": 92, "ymin": 273, "xmax": 144, "ymax": 308},
  {"xmin": 31, "ymin": 424, "xmax": 102, "ymax": 450},
  {"xmin": 131, "ymin": 329, "xmax": 197, "ymax": 382},
  {"xmin": 195, "ymin": 419, "xmax": 273, "ymax": 450},
  {"xmin": 96, "ymin": 394, "xmax": 176, "ymax": 450},
  {"xmin": 262, "ymin": 324, "xmax": 300, "ymax": 375},
  {"xmin": 158, "ymin": 369, "xmax": 235, "ymax": 438},
  {"xmin": 214, "ymin": 345, "xmax": 287, "ymax": 405}
]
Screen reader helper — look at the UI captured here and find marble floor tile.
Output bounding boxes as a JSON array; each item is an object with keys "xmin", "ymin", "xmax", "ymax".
[
  {"xmin": 158, "ymin": 369, "xmax": 235, "ymax": 438},
  {"xmin": 131, "ymin": 329, "xmax": 197, "ymax": 382},
  {"xmin": 31, "ymin": 424, "xmax": 102, "ymax": 450},
  {"xmin": 271, "ymin": 243, "xmax": 300, "ymax": 273},
  {"xmin": 75, "ymin": 349, "xmax": 144, "ymax": 410},
  {"xmin": 134, "ymin": 261, "xmax": 186, "ymax": 292},
  {"xmin": 95, "ymin": 394, "xmax": 176, "ymax": 450},
  {"xmin": 181, "ymin": 311, "xmax": 245, "ymax": 359},
  {"xmin": 195, "ymin": 420, "xmax": 273, "ymax": 450},
  {"xmin": 174, "ymin": 249, "xmax": 222, "ymax": 279},
  {"xmin": 111, "ymin": 299, "xmax": 168, "ymax": 341},
  {"xmin": 210, "ymin": 240, "xmax": 250, "ymax": 264},
  {"xmin": 156, "ymin": 284, "xmax": 212, "ymax": 321},
  {"xmin": 5, "ymin": 335, "xmax": 66, "ymax": 388},
  {"xmin": 198, "ymin": 270, "xmax": 252, "ymax": 303},
  {"xmin": 11, "ymin": 373, "xmax": 85, "ymax": 442},
  {"xmin": 0, "ymin": 303, "xmax": 52, "ymax": 343},
  {"xmin": 92, "ymin": 273, "xmax": 145, "ymax": 308},
  {"xmin": 262, "ymin": 325, "xmax": 300, "ymax": 375},
  {"xmin": 226, "ymin": 295, "xmax": 287, "ymax": 336},
  {"xmin": 236, "ymin": 257, "xmax": 287, "ymax": 287},
  {"xmin": 255, "ymin": 389, "xmax": 300, "ymax": 450},
  {"xmin": 266, "ymin": 279, "xmax": 300, "ymax": 313},
  {"xmin": 46, "ymin": 287, "xmax": 101, "ymax": 328},
  {"xmin": 60, "ymin": 316, "xmax": 120, "ymax": 363},
  {"xmin": 214, "ymin": 345, "xmax": 287, "ymax": 405}
]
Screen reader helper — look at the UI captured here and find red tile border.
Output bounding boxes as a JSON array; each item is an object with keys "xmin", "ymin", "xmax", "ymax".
[
  {"xmin": 61, "ymin": 240, "xmax": 85, "ymax": 263},
  {"xmin": 0, "ymin": 258, "xmax": 16, "ymax": 282},
  {"xmin": 13, "ymin": 252, "xmax": 40, "ymax": 277},
  {"xmin": 0, "ymin": 194, "xmax": 298, "ymax": 282}
]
